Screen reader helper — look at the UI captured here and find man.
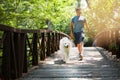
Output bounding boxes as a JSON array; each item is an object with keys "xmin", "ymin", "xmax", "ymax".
[{"xmin": 70, "ymin": 8, "xmax": 89, "ymax": 60}]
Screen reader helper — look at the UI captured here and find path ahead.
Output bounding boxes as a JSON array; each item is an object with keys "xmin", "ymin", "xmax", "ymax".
[{"xmin": 20, "ymin": 47, "xmax": 120, "ymax": 80}]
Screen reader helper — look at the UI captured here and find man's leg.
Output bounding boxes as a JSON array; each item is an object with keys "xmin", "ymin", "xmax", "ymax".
[
  {"xmin": 77, "ymin": 42, "xmax": 83, "ymax": 60},
  {"xmin": 74, "ymin": 32, "xmax": 84, "ymax": 60},
  {"xmin": 77, "ymin": 42, "xmax": 82, "ymax": 54}
]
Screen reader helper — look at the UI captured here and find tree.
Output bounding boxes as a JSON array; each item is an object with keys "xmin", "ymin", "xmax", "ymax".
[
  {"xmin": 0, "ymin": 0, "xmax": 75, "ymax": 31},
  {"xmin": 84, "ymin": 0, "xmax": 120, "ymax": 33}
]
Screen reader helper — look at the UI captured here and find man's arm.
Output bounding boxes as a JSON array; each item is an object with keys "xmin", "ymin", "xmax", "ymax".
[
  {"xmin": 70, "ymin": 22, "xmax": 74, "ymax": 38},
  {"xmin": 84, "ymin": 20, "xmax": 89, "ymax": 31}
]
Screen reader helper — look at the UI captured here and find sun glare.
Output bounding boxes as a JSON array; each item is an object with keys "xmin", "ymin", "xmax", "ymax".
[{"xmin": 80, "ymin": 0, "xmax": 88, "ymax": 9}]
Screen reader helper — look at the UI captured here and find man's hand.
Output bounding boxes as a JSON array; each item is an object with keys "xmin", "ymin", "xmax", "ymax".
[{"xmin": 70, "ymin": 32, "xmax": 74, "ymax": 39}]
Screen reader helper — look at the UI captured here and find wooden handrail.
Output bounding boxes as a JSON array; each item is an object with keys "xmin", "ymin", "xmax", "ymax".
[
  {"xmin": 0, "ymin": 24, "xmax": 70, "ymax": 80},
  {"xmin": 0, "ymin": 24, "xmax": 71, "ymax": 37},
  {"xmin": 94, "ymin": 27, "xmax": 120, "ymax": 58},
  {"xmin": 95, "ymin": 27, "xmax": 120, "ymax": 39},
  {"xmin": 0, "ymin": 24, "xmax": 47, "ymax": 33}
]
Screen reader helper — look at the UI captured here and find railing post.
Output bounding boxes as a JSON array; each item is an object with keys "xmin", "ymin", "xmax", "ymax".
[
  {"xmin": 51, "ymin": 32, "xmax": 55, "ymax": 53},
  {"xmin": 20, "ymin": 33, "xmax": 27, "ymax": 73},
  {"xmin": 32, "ymin": 33, "xmax": 38, "ymax": 65},
  {"xmin": 58, "ymin": 32, "xmax": 61, "ymax": 49},
  {"xmin": 14, "ymin": 33, "xmax": 23, "ymax": 78},
  {"xmin": 11, "ymin": 32, "xmax": 17, "ymax": 79},
  {"xmin": 46, "ymin": 32, "xmax": 51, "ymax": 56},
  {"xmin": 23, "ymin": 34, "xmax": 28, "ymax": 73},
  {"xmin": 40, "ymin": 33, "xmax": 45, "ymax": 60},
  {"xmin": 54, "ymin": 32, "xmax": 57, "ymax": 51},
  {"xmin": 2, "ymin": 32, "xmax": 11, "ymax": 80},
  {"xmin": 116, "ymin": 29, "xmax": 120, "ymax": 58}
]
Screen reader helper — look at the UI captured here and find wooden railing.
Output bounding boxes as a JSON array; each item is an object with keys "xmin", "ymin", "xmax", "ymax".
[
  {"xmin": 0, "ymin": 24, "xmax": 70, "ymax": 80},
  {"xmin": 94, "ymin": 27, "xmax": 120, "ymax": 58}
]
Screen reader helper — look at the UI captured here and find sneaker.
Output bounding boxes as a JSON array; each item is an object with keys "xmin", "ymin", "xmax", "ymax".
[{"xmin": 79, "ymin": 54, "xmax": 83, "ymax": 61}]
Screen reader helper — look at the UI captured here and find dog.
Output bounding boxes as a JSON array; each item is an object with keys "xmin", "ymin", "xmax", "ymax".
[{"xmin": 59, "ymin": 37, "xmax": 72, "ymax": 61}]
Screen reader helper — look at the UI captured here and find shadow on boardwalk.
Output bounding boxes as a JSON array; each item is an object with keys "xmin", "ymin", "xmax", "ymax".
[{"xmin": 20, "ymin": 47, "xmax": 120, "ymax": 80}]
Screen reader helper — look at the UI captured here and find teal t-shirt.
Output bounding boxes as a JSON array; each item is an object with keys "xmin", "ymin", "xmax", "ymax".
[{"xmin": 72, "ymin": 16, "xmax": 86, "ymax": 33}]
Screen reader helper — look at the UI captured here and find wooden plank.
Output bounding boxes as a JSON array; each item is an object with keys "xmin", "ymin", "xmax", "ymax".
[
  {"xmin": 51, "ymin": 32, "xmax": 55, "ymax": 53},
  {"xmin": 20, "ymin": 47, "xmax": 120, "ymax": 80},
  {"xmin": 11, "ymin": 32, "xmax": 18, "ymax": 79},
  {"xmin": 26, "ymin": 35, "xmax": 33, "ymax": 54},
  {"xmin": 0, "ymin": 24, "xmax": 46, "ymax": 33},
  {"xmin": 23, "ymin": 34, "xmax": 28, "ymax": 73},
  {"xmin": 19, "ymin": 33, "xmax": 27, "ymax": 74},
  {"xmin": 54, "ymin": 33, "xmax": 57, "ymax": 51},
  {"xmin": 14, "ymin": 33, "xmax": 23, "ymax": 78},
  {"xmin": 115, "ymin": 30, "xmax": 120, "ymax": 58},
  {"xmin": 40, "ymin": 33, "xmax": 45, "ymax": 60},
  {"xmin": 32, "ymin": 33, "xmax": 38, "ymax": 65},
  {"xmin": 46, "ymin": 32, "xmax": 50, "ymax": 56},
  {"xmin": 2, "ymin": 32, "xmax": 11, "ymax": 80}
]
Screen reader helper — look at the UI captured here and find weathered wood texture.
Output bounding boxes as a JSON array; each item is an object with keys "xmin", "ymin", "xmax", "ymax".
[
  {"xmin": 0, "ymin": 24, "xmax": 69, "ymax": 80},
  {"xmin": 94, "ymin": 28, "xmax": 120, "ymax": 58},
  {"xmin": 20, "ymin": 47, "xmax": 120, "ymax": 80}
]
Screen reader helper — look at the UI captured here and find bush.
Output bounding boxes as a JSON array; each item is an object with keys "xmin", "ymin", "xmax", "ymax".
[{"xmin": 108, "ymin": 43, "xmax": 119, "ymax": 55}]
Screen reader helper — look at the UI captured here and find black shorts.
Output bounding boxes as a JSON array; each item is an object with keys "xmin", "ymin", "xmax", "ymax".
[{"xmin": 74, "ymin": 32, "xmax": 84, "ymax": 44}]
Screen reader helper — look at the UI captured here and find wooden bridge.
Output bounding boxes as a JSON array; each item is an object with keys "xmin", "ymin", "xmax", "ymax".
[
  {"xmin": 0, "ymin": 24, "xmax": 120, "ymax": 80},
  {"xmin": 20, "ymin": 47, "xmax": 120, "ymax": 80}
]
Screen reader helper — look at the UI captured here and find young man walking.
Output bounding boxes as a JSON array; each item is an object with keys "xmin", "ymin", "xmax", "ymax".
[{"xmin": 70, "ymin": 8, "xmax": 89, "ymax": 60}]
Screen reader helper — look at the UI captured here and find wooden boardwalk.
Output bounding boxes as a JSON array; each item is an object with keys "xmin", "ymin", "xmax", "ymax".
[{"xmin": 20, "ymin": 47, "xmax": 120, "ymax": 80}]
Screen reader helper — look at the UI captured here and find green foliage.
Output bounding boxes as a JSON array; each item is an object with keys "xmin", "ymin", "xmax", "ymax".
[
  {"xmin": 81, "ymin": 0, "xmax": 120, "ymax": 46},
  {"xmin": 1, "ymin": 0, "xmax": 119, "ymax": 47},
  {"xmin": 0, "ymin": 0, "xmax": 75, "ymax": 31},
  {"xmin": 83, "ymin": 0, "xmax": 120, "ymax": 34},
  {"xmin": 84, "ymin": 36, "xmax": 93, "ymax": 47},
  {"xmin": 109, "ymin": 43, "xmax": 119, "ymax": 51}
]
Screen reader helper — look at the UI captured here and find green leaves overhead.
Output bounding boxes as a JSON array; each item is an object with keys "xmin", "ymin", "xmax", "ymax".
[
  {"xmin": 1, "ymin": 0, "xmax": 119, "ymax": 37},
  {"xmin": 0, "ymin": 0, "xmax": 75, "ymax": 29}
]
